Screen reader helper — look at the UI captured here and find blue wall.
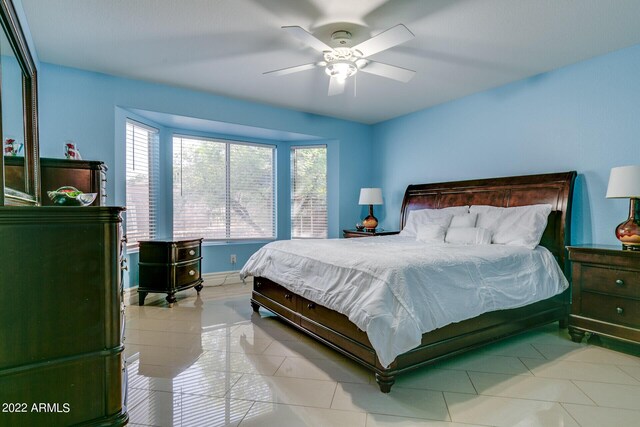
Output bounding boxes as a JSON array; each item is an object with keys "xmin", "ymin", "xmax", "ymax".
[
  {"xmin": 23, "ymin": 3, "xmax": 640, "ymax": 281},
  {"xmin": 373, "ymin": 44, "xmax": 640, "ymax": 246},
  {"xmin": 37, "ymin": 63, "xmax": 373, "ymax": 285}
]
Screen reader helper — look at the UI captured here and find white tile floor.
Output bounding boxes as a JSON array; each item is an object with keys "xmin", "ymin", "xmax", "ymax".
[{"xmin": 124, "ymin": 283, "xmax": 640, "ymax": 427}]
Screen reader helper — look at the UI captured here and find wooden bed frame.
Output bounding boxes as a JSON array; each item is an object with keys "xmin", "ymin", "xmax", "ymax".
[{"xmin": 251, "ymin": 171, "xmax": 577, "ymax": 392}]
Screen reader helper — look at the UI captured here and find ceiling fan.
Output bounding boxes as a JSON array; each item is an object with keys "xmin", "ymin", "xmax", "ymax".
[{"xmin": 264, "ymin": 24, "xmax": 416, "ymax": 96}]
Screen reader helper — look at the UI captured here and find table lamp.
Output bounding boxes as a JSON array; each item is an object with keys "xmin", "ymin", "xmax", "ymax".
[
  {"xmin": 606, "ymin": 165, "xmax": 640, "ymax": 250},
  {"xmin": 359, "ymin": 188, "xmax": 383, "ymax": 231}
]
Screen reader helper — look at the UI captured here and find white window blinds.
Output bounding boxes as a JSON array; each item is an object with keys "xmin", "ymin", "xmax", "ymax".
[
  {"xmin": 125, "ymin": 120, "xmax": 159, "ymax": 246},
  {"xmin": 291, "ymin": 145, "xmax": 327, "ymax": 238},
  {"xmin": 173, "ymin": 136, "xmax": 275, "ymax": 241}
]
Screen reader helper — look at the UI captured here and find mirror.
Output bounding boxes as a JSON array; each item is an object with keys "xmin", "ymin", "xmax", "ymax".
[
  {"xmin": 1, "ymin": 20, "xmax": 26, "ymax": 192},
  {"xmin": 0, "ymin": 0, "xmax": 39, "ymax": 205}
]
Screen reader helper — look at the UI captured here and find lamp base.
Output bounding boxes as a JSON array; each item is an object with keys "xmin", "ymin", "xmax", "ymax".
[
  {"xmin": 362, "ymin": 204, "xmax": 378, "ymax": 231},
  {"xmin": 362, "ymin": 215, "xmax": 378, "ymax": 231},
  {"xmin": 616, "ymin": 198, "xmax": 640, "ymax": 251}
]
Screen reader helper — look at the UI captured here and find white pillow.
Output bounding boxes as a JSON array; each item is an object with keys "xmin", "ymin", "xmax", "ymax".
[
  {"xmin": 416, "ymin": 224, "xmax": 448, "ymax": 244},
  {"xmin": 400, "ymin": 206, "xmax": 469, "ymax": 238},
  {"xmin": 470, "ymin": 204, "xmax": 553, "ymax": 249},
  {"xmin": 445, "ymin": 227, "xmax": 492, "ymax": 245},
  {"xmin": 449, "ymin": 212, "xmax": 478, "ymax": 228}
]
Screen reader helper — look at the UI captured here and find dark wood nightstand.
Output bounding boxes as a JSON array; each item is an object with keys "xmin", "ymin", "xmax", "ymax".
[
  {"xmin": 138, "ymin": 238, "xmax": 204, "ymax": 307},
  {"xmin": 567, "ymin": 244, "xmax": 640, "ymax": 344},
  {"xmin": 343, "ymin": 229, "xmax": 400, "ymax": 238}
]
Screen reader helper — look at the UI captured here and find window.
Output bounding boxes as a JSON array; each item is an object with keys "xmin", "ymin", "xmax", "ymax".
[
  {"xmin": 291, "ymin": 145, "xmax": 327, "ymax": 238},
  {"xmin": 173, "ymin": 136, "xmax": 275, "ymax": 240},
  {"xmin": 125, "ymin": 120, "xmax": 159, "ymax": 246}
]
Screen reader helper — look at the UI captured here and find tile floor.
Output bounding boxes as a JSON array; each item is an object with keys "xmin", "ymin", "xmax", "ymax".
[{"xmin": 124, "ymin": 282, "xmax": 640, "ymax": 427}]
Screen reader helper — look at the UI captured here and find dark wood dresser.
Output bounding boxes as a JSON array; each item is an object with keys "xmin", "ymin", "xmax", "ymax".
[
  {"xmin": 343, "ymin": 229, "xmax": 399, "ymax": 238},
  {"xmin": 567, "ymin": 244, "xmax": 640, "ymax": 344},
  {"xmin": 0, "ymin": 207, "xmax": 127, "ymax": 426},
  {"xmin": 138, "ymin": 239, "xmax": 204, "ymax": 306},
  {"xmin": 4, "ymin": 156, "xmax": 107, "ymax": 206}
]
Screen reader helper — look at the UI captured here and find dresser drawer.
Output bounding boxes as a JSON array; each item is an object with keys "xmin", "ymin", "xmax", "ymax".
[
  {"xmin": 176, "ymin": 260, "xmax": 202, "ymax": 287},
  {"xmin": 139, "ymin": 239, "xmax": 202, "ymax": 264},
  {"xmin": 176, "ymin": 244, "xmax": 200, "ymax": 262},
  {"xmin": 254, "ymin": 278, "xmax": 297, "ymax": 311},
  {"xmin": 580, "ymin": 265, "xmax": 639, "ymax": 299},
  {"xmin": 581, "ymin": 292, "xmax": 640, "ymax": 328}
]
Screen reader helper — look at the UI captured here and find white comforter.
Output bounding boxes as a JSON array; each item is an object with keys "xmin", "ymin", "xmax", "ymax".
[{"xmin": 240, "ymin": 236, "xmax": 568, "ymax": 368}]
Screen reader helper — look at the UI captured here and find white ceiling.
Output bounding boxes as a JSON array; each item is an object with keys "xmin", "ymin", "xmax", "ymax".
[{"xmin": 22, "ymin": 0, "xmax": 640, "ymax": 124}]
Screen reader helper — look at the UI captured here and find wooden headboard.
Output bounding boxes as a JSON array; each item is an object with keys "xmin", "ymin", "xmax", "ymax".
[{"xmin": 400, "ymin": 171, "xmax": 577, "ymax": 272}]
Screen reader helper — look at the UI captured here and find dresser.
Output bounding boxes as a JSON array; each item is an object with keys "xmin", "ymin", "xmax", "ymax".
[
  {"xmin": 0, "ymin": 207, "xmax": 127, "ymax": 426},
  {"xmin": 343, "ymin": 229, "xmax": 399, "ymax": 238},
  {"xmin": 567, "ymin": 245, "xmax": 640, "ymax": 344},
  {"xmin": 138, "ymin": 239, "xmax": 204, "ymax": 306},
  {"xmin": 4, "ymin": 156, "xmax": 108, "ymax": 206}
]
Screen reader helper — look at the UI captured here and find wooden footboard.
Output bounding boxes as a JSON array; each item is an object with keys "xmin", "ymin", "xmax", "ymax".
[{"xmin": 252, "ymin": 276, "xmax": 570, "ymax": 392}]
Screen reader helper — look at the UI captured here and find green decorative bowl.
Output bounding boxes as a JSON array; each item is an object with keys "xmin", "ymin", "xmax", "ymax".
[{"xmin": 47, "ymin": 186, "xmax": 97, "ymax": 206}]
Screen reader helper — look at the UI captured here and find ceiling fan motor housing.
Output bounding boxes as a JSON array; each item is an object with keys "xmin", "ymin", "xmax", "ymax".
[
  {"xmin": 324, "ymin": 47, "xmax": 356, "ymax": 62},
  {"xmin": 331, "ymin": 30, "xmax": 352, "ymax": 46},
  {"xmin": 324, "ymin": 30, "xmax": 362, "ymax": 80}
]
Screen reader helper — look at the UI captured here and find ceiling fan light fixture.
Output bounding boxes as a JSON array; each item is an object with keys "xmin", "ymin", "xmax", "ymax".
[
  {"xmin": 325, "ymin": 60, "xmax": 358, "ymax": 82},
  {"xmin": 267, "ymin": 24, "xmax": 416, "ymax": 95}
]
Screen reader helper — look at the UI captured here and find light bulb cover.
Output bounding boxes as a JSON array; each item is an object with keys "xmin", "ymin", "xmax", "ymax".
[{"xmin": 325, "ymin": 60, "xmax": 358, "ymax": 80}]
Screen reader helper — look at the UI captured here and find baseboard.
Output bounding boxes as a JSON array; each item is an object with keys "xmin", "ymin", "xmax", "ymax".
[
  {"xmin": 124, "ymin": 270, "xmax": 247, "ymax": 306},
  {"xmin": 202, "ymin": 270, "xmax": 245, "ymax": 286}
]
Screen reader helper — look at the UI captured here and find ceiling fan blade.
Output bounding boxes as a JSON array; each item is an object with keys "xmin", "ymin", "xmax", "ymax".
[
  {"xmin": 359, "ymin": 60, "xmax": 415, "ymax": 83},
  {"xmin": 328, "ymin": 76, "xmax": 345, "ymax": 96},
  {"xmin": 263, "ymin": 63, "xmax": 319, "ymax": 76},
  {"xmin": 282, "ymin": 25, "xmax": 332, "ymax": 53},
  {"xmin": 352, "ymin": 24, "xmax": 414, "ymax": 57}
]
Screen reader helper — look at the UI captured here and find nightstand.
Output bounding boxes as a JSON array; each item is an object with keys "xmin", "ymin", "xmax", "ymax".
[
  {"xmin": 138, "ymin": 238, "xmax": 204, "ymax": 307},
  {"xmin": 567, "ymin": 244, "xmax": 640, "ymax": 344},
  {"xmin": 343, "ymin": 229, "xmax": 399, "ymax": 238}
]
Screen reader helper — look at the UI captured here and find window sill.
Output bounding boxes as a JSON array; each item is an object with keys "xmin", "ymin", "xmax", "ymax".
[
  {"xmin": 202, "ymin": 239, "xmax": 275, "ymax": 247},
  {"xmin": 124, "ymin": 239, "xmax": 274, "ymax": 255}
]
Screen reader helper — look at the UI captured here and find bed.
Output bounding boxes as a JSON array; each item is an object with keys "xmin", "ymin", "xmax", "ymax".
[{"xmin": 244, "ymin": 171, "xmax": 576, "ymax": 392}]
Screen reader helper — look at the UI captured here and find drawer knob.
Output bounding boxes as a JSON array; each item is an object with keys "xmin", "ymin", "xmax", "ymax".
[
  {"xmin": 307, "ymin": 303, "xmax": 316, "ymax": 309},
  {"xmin": 284, "ymin": 294, "xmax": 292, "ymax": 300},
  {"xmin": 189, "ymin": 270, "xmax": 196, "ymax": 276},
  {"xmin": 616, "ymin": 306, "xmax": 624, "ymax": 315},
  {"xmin": 615, "ymin": 279, "xmax": 625, "ymax": 287},
  {"xmin": 189, "ymin": 249, "xmax": 196, "ymax": 256}
]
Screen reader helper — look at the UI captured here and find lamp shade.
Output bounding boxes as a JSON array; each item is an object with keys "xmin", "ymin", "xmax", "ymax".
[
  {"xmin": 606, "ymin": 165, "xmax": 640, "ymax": 198},
  {"xmin": 359, "ymin": 188, "xmax": 383, "ymax": 205}
]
